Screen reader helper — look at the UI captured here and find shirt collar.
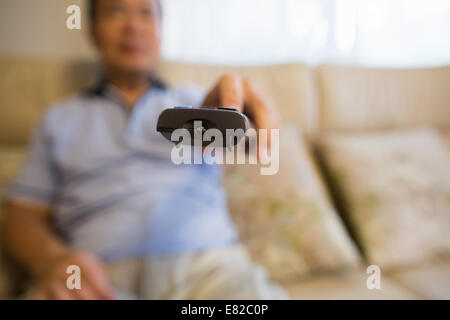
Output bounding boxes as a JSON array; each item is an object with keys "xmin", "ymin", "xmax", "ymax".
[{"xmin": 86, "ymin": 73, "xmax": 168, "ymax": 98}]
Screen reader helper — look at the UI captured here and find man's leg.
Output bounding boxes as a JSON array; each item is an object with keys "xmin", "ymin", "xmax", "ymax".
[
  {"xmin": 103, "ymin": 258, "xmax": 142, "ymax": 300},
  {"xmin": 140, "ymin": 244, "xmax": 289, "ymax": 300}
]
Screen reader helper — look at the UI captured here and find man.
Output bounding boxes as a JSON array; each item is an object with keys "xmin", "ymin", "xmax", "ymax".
[{"xmin": 2, "ymin": 0, "xmax": 286, "ymax": 300}]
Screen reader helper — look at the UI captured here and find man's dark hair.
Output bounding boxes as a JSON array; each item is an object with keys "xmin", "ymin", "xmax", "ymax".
[{"xmin": 88, "ymin": 0, "xmax": 162, "ymax": 24}]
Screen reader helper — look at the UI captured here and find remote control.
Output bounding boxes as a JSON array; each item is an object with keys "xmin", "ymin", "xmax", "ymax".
[{"xmin": 157, "ymin": 106, "xmax": 249, "ymax": 147}]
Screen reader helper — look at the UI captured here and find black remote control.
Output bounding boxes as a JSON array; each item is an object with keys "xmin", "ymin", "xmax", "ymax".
[{"xmin": 157, "ymin": 106, "xmax": 249, "ymax": 147}]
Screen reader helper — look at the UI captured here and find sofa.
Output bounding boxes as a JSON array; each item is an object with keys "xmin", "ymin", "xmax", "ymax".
[{"xmin": 1, "ymin": 57, "xmax": 450, "ymax": 299}]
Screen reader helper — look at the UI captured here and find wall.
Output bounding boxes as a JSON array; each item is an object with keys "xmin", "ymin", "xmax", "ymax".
[{"xmin": 0, "ymin": 0, "xmax": 95, "ymax": 59}]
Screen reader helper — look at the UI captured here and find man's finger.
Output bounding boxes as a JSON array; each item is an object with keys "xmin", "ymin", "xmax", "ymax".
[
  {"xmin": 34, "ymin": 289, "xmax": 50, "ymax": 300},
  {"xmin": 218, "ymin": 74, "xmax": 244, "ymax": 112},
  {"xmin": 73, "ymin": 281, "xmax": 103, "ymax": 300},
  {"xmin": 50, "ymin": 283, "xmax": 77, "ymax": 300},
  {"xmin": 82, "ymin": 263, "xmax": 116, "ymax": 300},
  {"xmin": 243, "ymin": 80, "xmax": 280, "ymax": 131}
]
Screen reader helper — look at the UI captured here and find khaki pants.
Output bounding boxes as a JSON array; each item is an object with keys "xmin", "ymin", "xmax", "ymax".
[
  {"xmin": 106, "ymin": 244, "xmax": 288, "ymax": 300},
  {"xmin": 23, "ymin": 244, "xmax": 288, "ymax": 300}
]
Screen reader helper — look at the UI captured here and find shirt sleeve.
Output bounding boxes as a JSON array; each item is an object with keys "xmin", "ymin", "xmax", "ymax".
[{"xmin": 4, "ymin": 112, "xmax": 58, "ymax": 206}]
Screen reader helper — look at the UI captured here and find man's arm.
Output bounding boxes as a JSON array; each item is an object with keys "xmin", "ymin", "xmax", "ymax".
[
  {"xmin": 2, "ymin": 200, "xmax": 116, "ymax": 300},
  {"xmin": 3, "ymin": 200, "xmax": 67, "ymax": 278}
]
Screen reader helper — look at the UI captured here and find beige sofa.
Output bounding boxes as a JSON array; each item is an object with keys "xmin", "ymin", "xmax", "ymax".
[{"xmin": 1, "ymin": 57, "xmax": 450, "ymax": 299}]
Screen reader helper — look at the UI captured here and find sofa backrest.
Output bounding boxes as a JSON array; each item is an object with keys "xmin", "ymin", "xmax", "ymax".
[
  {"xmin": 1, "ymin": 57, "xmax": 449, "ymax": 146},
  {"xmin": 318, "ymin": 64, "xmax": 450, "ymax": 132},
  {"xmin": 0, "ymin": 58, "xmax": 99, "ymax": 146},
  {"xmin": 0, "ymin": 58, "xmax": 318, "ymax": 146},
  {"xmin": 157, "ymin": 62, "xmax": 319, "ymax": 136}
]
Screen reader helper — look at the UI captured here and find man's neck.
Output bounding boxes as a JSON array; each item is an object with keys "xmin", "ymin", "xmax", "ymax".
[{"xmin": 106, "ymin": 70, "xmax": 152, "ymax": 109}]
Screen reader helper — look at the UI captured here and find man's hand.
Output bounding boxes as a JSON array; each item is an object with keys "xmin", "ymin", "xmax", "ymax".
[
  {"xmin": 202, "ymin": 74, "xmax": 281, "ymax": 147},
  {"xmin": 3, "ymin": 201, "xmax": 116, "ymax": 300},
  {"xmin": 34, "ymin": 251, "xmax": 116, "ymax": 300}
]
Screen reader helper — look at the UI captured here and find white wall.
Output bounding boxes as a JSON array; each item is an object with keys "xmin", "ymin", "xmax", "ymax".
[{"xmin": 0, "ymin": 0, "xmax": 96, "ymax": 59}]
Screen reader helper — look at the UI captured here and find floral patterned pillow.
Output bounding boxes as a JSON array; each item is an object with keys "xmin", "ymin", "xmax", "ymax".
[
  {"xmin": 223, "ymin": 127, "xmax": 360, "ymax": 282},
  {"xmin": 319, "ymin": 128, "xmax": 450, "ymax": 270}
]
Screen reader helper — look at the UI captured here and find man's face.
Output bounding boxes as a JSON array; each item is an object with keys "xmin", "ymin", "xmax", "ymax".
[{"xmin": 92, "ymin": 0, "xmax": 161, "ymax": 75}]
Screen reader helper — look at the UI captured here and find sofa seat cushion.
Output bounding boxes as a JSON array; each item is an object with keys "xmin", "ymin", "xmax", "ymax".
[
  {"xmin": 389, "ymin": 259, "xmax": 450, "ymax": 300},
  {"xmin": 285, "ymin": 269, "xmax": 419, "ymax": 300}
]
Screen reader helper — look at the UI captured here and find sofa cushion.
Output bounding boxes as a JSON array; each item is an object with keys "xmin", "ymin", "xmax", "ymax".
[
  {"xmin": 318, "ymin": 128, "xmax": 450, "ymax": 270},
  {"xmin": 224, "ymin": 126, "xmax": 360, "ymax": 283},
  {"xmin": 286, "ymin": 269, "xmax": 419, "ymax": 300},
  {"xmin": 389, "ymin": 259, "xmax": 450, "ymax": 300}
]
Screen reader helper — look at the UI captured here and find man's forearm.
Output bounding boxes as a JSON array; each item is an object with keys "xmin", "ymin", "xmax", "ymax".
[{"xmin": 2, "ymin": 202, "xmax": 69, "ymax": 279}]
